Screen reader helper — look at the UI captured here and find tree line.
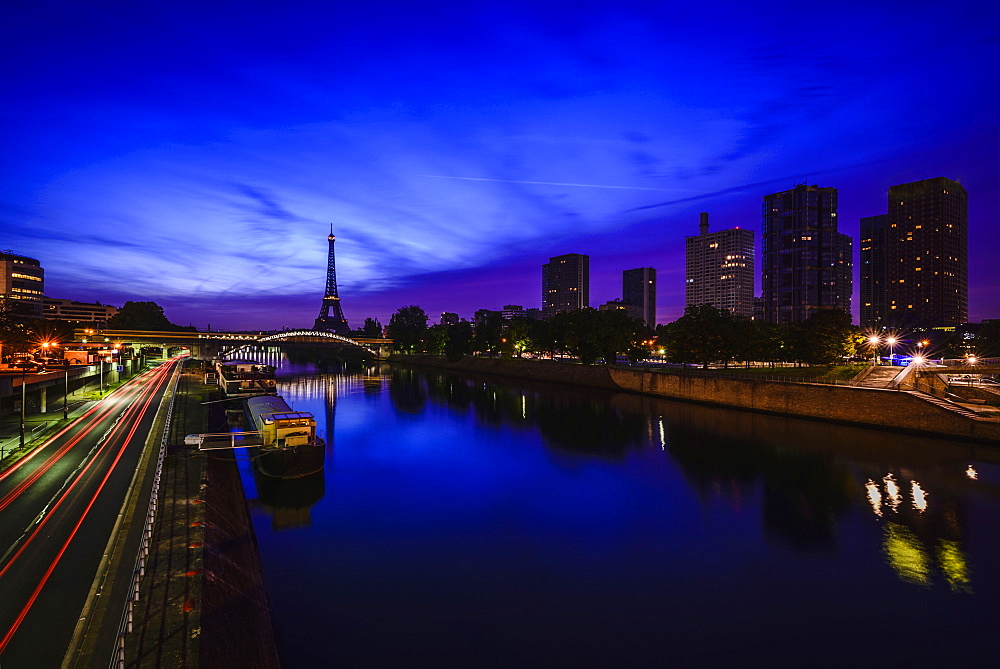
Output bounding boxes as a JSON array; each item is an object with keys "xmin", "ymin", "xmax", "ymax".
[{"xmin": 385, "ymin": 304, "xmax": 878, "ymax": 367}]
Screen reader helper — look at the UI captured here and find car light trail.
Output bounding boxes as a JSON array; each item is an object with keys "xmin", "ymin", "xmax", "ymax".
[{"xmin": 0, "ymin": 357, "xmax": 183, "ymax": 657}]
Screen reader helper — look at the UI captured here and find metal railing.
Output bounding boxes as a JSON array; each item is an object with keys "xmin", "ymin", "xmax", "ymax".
[
  {"xmin": 0, "ymin": 422, "xmax": 52, "ymax": 460},
  {"xmin": 611, "ymin": 363, "xmax": 861, "ymax": 386},
  {"xmin": 109, "ymin": 364, "xmax": 181, "ymax": 668}
]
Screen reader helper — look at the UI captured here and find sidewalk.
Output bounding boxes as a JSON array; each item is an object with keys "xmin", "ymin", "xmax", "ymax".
[{"xmin": 0, "ymin": 396, "xmax": 95, "ymax": 463}]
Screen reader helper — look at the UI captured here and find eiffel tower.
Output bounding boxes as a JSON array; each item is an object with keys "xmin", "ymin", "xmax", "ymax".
[{"xmin": 313, "ymin": 227, "xmax": 351, "ymax": 334}]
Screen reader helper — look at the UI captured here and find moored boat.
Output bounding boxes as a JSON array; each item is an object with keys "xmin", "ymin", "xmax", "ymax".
[
  {"xmin": 244, "ymin": 394, "xmax": 325, "ymax": 479},
  {"xmin": 216, "ymin": 359, "xmax": 277, "ymax": 396}
]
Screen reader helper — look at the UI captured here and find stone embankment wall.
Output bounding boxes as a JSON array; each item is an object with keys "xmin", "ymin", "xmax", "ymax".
[{"xmin": 391, "ymin": 355, "xmax": 1000, "ymax": 443}]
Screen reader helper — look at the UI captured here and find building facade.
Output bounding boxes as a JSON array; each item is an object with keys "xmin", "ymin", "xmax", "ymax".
[
  {"xmin": 761, "ymin": 186, "xmax": 851, "ymax": 324},
  {"xmin": 43, "ymin": 298, "xmax": 118, "ymax": 323},
  {"xmin": 885, "ymin": 177, "xmax": 967, "ymax": 328},
  {"xmin": 0, "ymin": 252, "xmax": 45, "ymax": 317},
  {"xmin": 685, "ymin": 213, "xmax": 754, "ymax": 318},
  {"xmin": 859, "ymin": 214, "xmax": 888, "ymax": 329},
  {"xmin": 542, "ymin": 253, "xmax": 589, "ymax": 319},
  {"xmin": 622, "ymin": 267, "xmax": 657, "ymax": 327}
]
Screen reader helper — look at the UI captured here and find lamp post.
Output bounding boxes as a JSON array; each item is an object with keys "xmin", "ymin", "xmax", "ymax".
[
  {"xmin": 64, "ymin": 367, "xmax": 70, "ymax": 420},
  {"xmin": 868, "ymin": 336, "xmax": 881, "ymax": 366},
  {"xmin": 20, "ymin": 367, "xmax": 27, "ymax": 449},
  {"xmin": 886, "ymin": 336, "xmax": 898, "ymax": 365}
]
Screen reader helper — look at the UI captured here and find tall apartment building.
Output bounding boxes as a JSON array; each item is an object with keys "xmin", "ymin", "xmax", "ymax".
[
  {"xmin": 685, "ymin": 213, "xmax": 754, "ymax": 318},
  {"xmin": 859, "ymin": 215, "xmax": 888, "ymax": 329},
  {"xmin": 622, "ymin": 267, "xmax": 657, "ymax": 327},
  {"xmin": 542, "ymin": 253, "xmax": 589, "ymax": 319},
  {"xmin": 859, "ymin": 177, "xmax": 968, "ymax": 329},
  {"xmin": 0, "ymin": 251, "xmax": 45, "ymax": 317},
  {"xmin": 761, "ymin": 185, "xmax": 852, "ymax": 324}
]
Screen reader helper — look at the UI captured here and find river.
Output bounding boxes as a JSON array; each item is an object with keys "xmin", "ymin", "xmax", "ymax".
[{"xmin": 235, "ymin": 355, "xmax": 1000, "ymax": 667}]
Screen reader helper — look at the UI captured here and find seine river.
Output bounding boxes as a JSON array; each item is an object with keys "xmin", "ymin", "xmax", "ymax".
[{"xmin": 235, "ymin": 356, "xmax": 1000, "ymax": 667}]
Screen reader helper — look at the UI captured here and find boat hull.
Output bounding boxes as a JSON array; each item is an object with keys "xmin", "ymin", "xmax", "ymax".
[{"xmin": 252, "ymin": 439, "xmax": 325, "ymax": 479}]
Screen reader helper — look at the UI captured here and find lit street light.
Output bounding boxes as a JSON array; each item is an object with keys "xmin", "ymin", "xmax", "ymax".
[
  {"xmin": 868, "ymin": 335, "xmax": 881, "ymax": 366},
  {"xmin": 886, "ymin": 336, "xmax": 898, "ymax": 365}
]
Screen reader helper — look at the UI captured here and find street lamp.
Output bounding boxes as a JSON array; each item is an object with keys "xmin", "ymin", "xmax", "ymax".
[
  {"xmin": 20, "ymin": 366, "xmax": 26, "ymax": 449},
  {"xmin": 868, "ymin": 335, "xmax": 881, "ymax": 366},
  {"xmin": 886, "ymin": 337, "xmax": 898, "ymax": 365}
]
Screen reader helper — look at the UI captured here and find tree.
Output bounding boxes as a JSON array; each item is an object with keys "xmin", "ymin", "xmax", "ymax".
[
  {"xmin": 444, "ymin": 321, "xmax": 474, "ymax": 362},
  {"xmin": 387, "ymin": 305, "xmax": 428, "ymax": 352},
  {"xmin": 424, "ymin": 323, "xmax": 449, "ymax": 355},
  {"xmin": 975, "ymin": 320, "xmax": 1000, "ymax": 358},
  {"xmin": 472, "ymin": 310, "xmax": 505, "ymax": 357},
  {"xmin": 107, "ymin": 301, "xmax": 179, "ymax": 331},
  {"xmin": 361, "ymin": 317, "xmax": 383, "ymax": 338},
  {"xmin": 557, "ymin": 308, "xmax": 643, "ymax": 365},
  {"xmin": 794, "ymin": 310, "xmax": 856, "ymax": 365},
  {"xmin": 661, "ymin": 304, "xmax": 730, "ymax": 368}
]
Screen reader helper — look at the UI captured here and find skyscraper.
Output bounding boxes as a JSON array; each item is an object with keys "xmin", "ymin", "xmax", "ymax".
[
  {"xmin": 859, "ymin": 214, "xmax": 888, "ymax": 329},
  {"xmin": 622, "ymin": 267, "xmax": 656, "ymax": 327},
  {"xmin": 761, "ymin": 185, "xmax": 851, "ymax": 324},
  {"xmin": 861, "ymin": 177, "xmax": 968, "ymax": 329},
  {"xmin": 685, "ymin": 213, "xmax": 754, "ymax": 318},
  {"xmin": 542, "ymin": 253, "xmax": 589, "ymax": 319}
]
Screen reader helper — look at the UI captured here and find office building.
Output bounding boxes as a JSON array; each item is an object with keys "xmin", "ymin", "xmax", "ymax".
[
  {"xmin": 761, "ymin": 185, "xmax": 851, "ymax": 323},
  {"xmin": 599, "ymin": 298, "xmax": 643, "ymax": 321},
  {"xmin": 542, "ymin": 253, "xmax": 589, "ymax": 319},
  {"xmin": 685, "ymin": 213, "xmax": 754, "ymax": 318},
  {"xmin": 0, "ymin": 251, "xmax": 45, "ymax": 317},
  {"xmin": 42, "ymin": 298, "xmax": 118, "ymax": 323},
  {"xmin": 622, "ymin": 267, "xmax": 657, "ymax": 327}
]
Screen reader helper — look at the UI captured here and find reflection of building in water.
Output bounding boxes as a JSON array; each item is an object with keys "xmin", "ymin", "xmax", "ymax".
[{"xmin": 253, "ymin": 470, "xmax": 325, "ymax": 531}]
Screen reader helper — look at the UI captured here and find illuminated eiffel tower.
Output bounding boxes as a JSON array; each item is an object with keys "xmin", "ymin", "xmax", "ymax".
[{"xmin": 313, "ymin": 226, "xmax": 350, "ymax": 334}]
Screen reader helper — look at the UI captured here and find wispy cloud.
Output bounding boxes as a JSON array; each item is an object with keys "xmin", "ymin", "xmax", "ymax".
[{"xmin": 418, "ymin": 175, "xmax": 693, "ymax": 192}]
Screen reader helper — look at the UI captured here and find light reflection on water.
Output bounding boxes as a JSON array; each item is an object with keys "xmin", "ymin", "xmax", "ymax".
[{"xmin": 234, "ymin": 355, "xmax": 1000, "ymax": 667}]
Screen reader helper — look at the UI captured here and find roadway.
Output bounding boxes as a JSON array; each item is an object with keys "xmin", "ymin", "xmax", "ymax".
[{"xmin": 0, "ymin": 357, "xmax": 182, "ymax": 667}]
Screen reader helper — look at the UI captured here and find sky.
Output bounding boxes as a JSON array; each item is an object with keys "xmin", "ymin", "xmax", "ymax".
[{"xmin": 3, "ymin": 1, "xmax": 999, "ymax": 331}]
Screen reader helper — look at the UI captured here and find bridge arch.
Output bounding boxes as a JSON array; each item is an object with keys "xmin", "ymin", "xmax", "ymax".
[{"xmin": 223, "ymin": 330, "xmax": 379, "ymax": 359}]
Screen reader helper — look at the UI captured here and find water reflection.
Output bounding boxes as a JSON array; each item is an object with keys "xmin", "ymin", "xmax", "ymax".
[
  {"xmin": 239, "ymin": 363, "xmax": 1000, "ymax": 666},
  {"xmin": 253, "ymin": 470, "xmax": 326, "ymax": 531},
  {"xmin": 389, "ymin": 367, "xmax": 647, "ymax": 457}
]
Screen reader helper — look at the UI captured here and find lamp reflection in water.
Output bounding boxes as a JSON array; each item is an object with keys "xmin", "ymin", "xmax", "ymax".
[
  {"xmin": 910, "ymin": 481, "xmax": 928, "ymax": 513},
  {"xmin": 865, "ymin": 479, "xmax": 883, "ymax": 517},
  {"xmin": 883, "ymin": 473, "xmax": 902, "ymax": 512},
  {"xmin": 966, "ymin": 465, "xmax": 978, "ymax": 480}
]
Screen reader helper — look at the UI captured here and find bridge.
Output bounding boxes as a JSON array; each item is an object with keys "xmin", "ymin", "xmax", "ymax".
[{"xmin": 72, "ymin": 328, "xmax": 394, "ymax": 361}]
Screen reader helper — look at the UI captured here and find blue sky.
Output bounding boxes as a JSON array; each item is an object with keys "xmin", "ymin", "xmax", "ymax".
[{"xmin": 3, "ymin": 2, "xmax": 999, "ymax": 329}]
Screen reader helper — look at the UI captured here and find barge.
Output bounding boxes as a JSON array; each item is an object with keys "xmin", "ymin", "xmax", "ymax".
[
  {"xmin": 245, "ymin": 394, "xmax": 325, "ymax": 479},
  {"xmin": 216, "ymin": 359, "xmax": 277, "ymax": 396}
]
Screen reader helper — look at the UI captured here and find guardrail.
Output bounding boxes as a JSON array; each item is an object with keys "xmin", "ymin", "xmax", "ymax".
[
  {"xmin": 0, "ymin": 422, "xmax": 52, "ymax": 460},
  {"xmin": 611, "ymin": 363, "xmax": 859, "ymax": 386},
  {"xmin": 940, "ymin": 357, "xmax": 1000, "ymax": 367},
  {"xmin": 109, "ymin": 363, "xmax": 181, "ymax": 668}
]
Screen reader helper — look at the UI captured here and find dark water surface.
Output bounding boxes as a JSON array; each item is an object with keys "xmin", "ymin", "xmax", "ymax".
[{"xmin": 235, "ymin": 358, "xmax": 1000, "ymax": 667}]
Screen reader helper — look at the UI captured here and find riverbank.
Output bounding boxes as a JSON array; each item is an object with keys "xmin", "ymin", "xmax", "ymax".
[{"xmin": 390, "ymin": 355, "xmax": 1000, "ymax": 443}]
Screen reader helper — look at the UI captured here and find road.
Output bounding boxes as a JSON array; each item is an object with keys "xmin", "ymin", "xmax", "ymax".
[{"xmin": 0, "ymin": 357, "xmax": 182, "ymax": 667}]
